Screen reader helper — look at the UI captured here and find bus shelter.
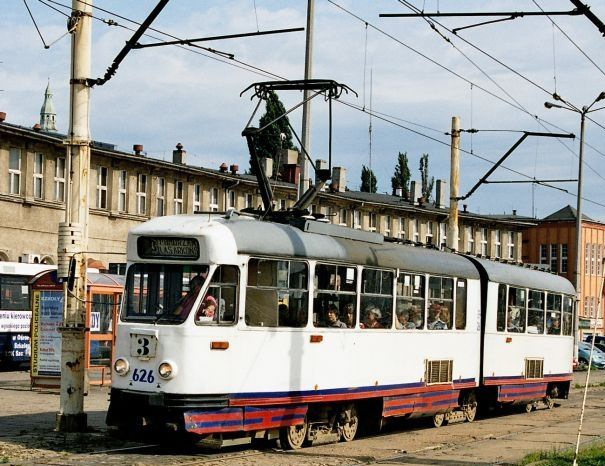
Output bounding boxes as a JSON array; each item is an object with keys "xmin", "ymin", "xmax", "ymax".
[{"xmin": 29, "ymin": 270, "xmax": 124, "ymax": 388}]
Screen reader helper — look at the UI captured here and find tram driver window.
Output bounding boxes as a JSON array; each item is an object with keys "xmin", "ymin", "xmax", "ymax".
[
  {"xmin": 507, "ymin": 287, "xmax": 526, "ymax": 333},
  {"xmin": 546, "ymin": 293, "xmax": 562, "ymax": 335},
  {"xmin": 395, "ymin": 273, "xmax": 425, "ymax": 330},
  {"xmin": 195, "ymin": 265, "xmax": 238, "ymax": 325},
  {"xmin": 455, "ymin": 279, "xmax": 467, "ymax": 330},
  {"xmin": 497, "ymin": 284, "xmax": 507, "ymax": 332},
  {"xmin": 313, "ymin": 264, "xmax": 357, "ymax": 328},
  {"xmin": 427, "ymin": 276, "xmax": 453, "ymax": 330},
  {"xmin": 527, "ymin": 290, "xmax": 545, "ymax": 334},
  {"xmin": 562, "ymin": 296, "xmax": 573, "ymax": 336},
  {"xmin": 246, "ymin": 259, "xmax": 308, "ymax": 327},
  {"xmin": 360, "ymin": 269, "xmax": 393, "ymax": 329}
]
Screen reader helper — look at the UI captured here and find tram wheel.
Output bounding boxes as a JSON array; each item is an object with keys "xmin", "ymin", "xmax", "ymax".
[
  {"xmin": 544, "ymin": 395, "xmax": 554, "ymax": 410},
  {"xmin": 279, "ymin": 418, "xmax": 308, "ymax": 450},
  {"xmin": 339, "ymin": 405, "xmax": 359, "ymax": 442},
  {"xmin": 432, "ymin": 413, "xmax": 447, "ymax": 428},
  {"xmin": 464, "ymin": 393, "xmax": 478, "ymax": 423}
]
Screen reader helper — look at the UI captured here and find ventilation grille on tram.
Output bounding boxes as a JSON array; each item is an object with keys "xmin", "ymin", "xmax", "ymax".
[
  {"xmin": 525, "ymin": 358, "xmax": 544, "ymax": 379},
  {"xmin": 425, "ymin": 360, "xmax": 453, "ymax": 384}
]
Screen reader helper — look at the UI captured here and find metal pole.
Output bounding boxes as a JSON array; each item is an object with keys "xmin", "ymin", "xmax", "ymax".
[
  {"xmin": 298, "ymin": 0, "xmax": 314, "ymax": 199},
  {"xmin": 56, "ymin": 0, "xmax": 92, "ymax": 432},
  {"xmin": 573, "ymin": 111, "xmax": 586, "ymax": 355},
  {"xmin": 572, "ymin": 258, "xmax": 605, "ymax": 466},
  {"xmin": 448, "ymin": 116, "xmax": 460, "ymax": 252}
]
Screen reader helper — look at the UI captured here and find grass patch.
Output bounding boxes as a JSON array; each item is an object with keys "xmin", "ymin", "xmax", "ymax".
[
  {"xmin": 519, "ymin": 440, "xmax": 605, "ymax": 465},
  {"xmin": 573, "ymin": 381, "xmax": 605, "ymax": 389}
]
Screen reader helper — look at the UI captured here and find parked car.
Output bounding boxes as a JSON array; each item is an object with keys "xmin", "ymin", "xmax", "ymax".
[
  {"xmin": 595, "ymin": 343, "xmax": 605, "ymax": 354},
  {"xmin": 585, "ymin": 335, "xmax": 605, "ymax": 345},
  {"xmin": 578, "ymin": 342, "xmax": 605, "ymax": 369}
]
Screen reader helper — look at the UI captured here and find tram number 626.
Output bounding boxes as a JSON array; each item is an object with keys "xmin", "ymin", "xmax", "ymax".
[{"xmin": 132, "ymin": 368, "xmax": 155, "ymax": 383}]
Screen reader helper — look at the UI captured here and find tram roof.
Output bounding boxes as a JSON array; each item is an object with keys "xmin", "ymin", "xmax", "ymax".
[
  {"xmin": 130, "ymin": 214, "xmax": 480, "ymax": 279},
  {"xmin": 468, "ymin": 256, "xmax": 575, "ymax": 295}
]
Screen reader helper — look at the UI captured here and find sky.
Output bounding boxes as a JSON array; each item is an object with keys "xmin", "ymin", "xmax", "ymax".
[{"xmin": 2, "ymin": 0, "xmax": 605, "ymax": 220}]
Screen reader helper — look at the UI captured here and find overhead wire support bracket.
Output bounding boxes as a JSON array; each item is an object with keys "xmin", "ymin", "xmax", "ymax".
[
  {"xmin": 86, "ymin": 0, "xmax": 170, "ymax": 87},
  {"xmin": 240, "ymin": 79, "xmax": 357, "ymax": 216},
  {"xmin": 132, "ymin": 27, "xmax": 305, "ymax": 49},
  {"xmin": 457, "ymin": 131, "xmax": 575, "ymax": 201}
]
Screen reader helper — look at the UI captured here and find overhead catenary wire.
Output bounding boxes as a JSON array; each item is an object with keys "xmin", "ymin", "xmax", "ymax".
[{"xmin": 35, "ymin": 0, "xmax": 605, "ymax": 210}]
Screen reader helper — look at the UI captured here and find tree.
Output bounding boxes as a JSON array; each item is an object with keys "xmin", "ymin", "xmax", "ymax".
[
  {"xmin": 249, "ymin": 91, "xmax": 295, "ymax": 176},
  {"xmin": 360, "ymin": 165, "xmax": 377, "ymax": 193},
  {"xmin": 391, "ymin": 151, "xmax": 411, "ymax": 197},
  {"xmin": 419, "ymin": 153, "xmax": 435, "ymax": 201}
]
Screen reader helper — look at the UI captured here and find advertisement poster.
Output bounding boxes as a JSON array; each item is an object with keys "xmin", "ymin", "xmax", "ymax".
[
  {"xmin": 31, "ymin": 291, "xmax": 63, "ymax": 377},
  {"xmin": 0, "ymin": 310, "xmax": 31, "ymax": 333}
]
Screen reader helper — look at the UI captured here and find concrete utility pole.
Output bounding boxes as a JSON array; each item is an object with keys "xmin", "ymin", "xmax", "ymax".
[
  {"xmin": 298, "ymin": 0, "xmax": 314, "ymax": 199},
  {"xmin": 574, "ymin": 111, "xmax": 586, "ymax": 300},
  {"xmin": 56, "ymin": 0, "xmax": 92, "ymax": 432},
  {"xmin": 448, "ymin": 116, "xmax": 460, "ymax": 252}
]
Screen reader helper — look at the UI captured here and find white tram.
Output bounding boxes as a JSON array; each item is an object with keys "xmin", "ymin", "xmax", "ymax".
[{"xmin": 107, "ymin": 212, "xmax": 575, "ymax": 448}]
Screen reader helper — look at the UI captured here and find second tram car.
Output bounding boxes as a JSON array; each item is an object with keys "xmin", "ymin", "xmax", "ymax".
[{"xmin": 107, "ymin": 212, "xmax": 574, "ymax": 448}]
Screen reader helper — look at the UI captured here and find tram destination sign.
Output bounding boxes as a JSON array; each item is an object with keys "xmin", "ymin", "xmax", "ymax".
[{"xmin": 137, "ymin": 237, "xmax": 200, "ymax": 260}]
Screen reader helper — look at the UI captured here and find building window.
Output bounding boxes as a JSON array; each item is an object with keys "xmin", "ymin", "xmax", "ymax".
[
  {"xmin": 494, "ymin": 230, "xmax": 502, "ymax": 258},
  {"xmin": 598, "ymin": 245, "xmax": 603, "ymax": 276},
  {"xmin": 9, "ymin": 147, "xmax": 21, "ymax": 195},
  {"xmin": 245, "ymin": 193, "xmax": 254, "ymax": 209},
  {"xmin": 550, "ymin": 244, "xmax": 558, "ymax": 272},
  {"xmin": 540, "ymin": 244, "xmax": 548, "ymax": 265},
  {"xmin": 585, "ymin": 243, "xmax": 591, "ymax": 275},
  {"xmin": 96, "ymin": 166, "xmax": 108, "ymax": 209},
  {"xmin": 561, "ymin": 244, "xmax": 568, "ymax": 273},
  {"xmin": 136, "ymin": 174, "xmax": 147, "ymax": 215},
  {"xmin": 118, "ymin": 170, "xmax": 127, "ymax": 212},
  {"xmin": 439, "ymin": 223, "xmax": 447, "ymax": 250},
  {"xmin": 155, "ymin": 177, "xmax": 165, "ymax": 216},
  {"xmin": 384, "ymin": 215, "xmax": 391, "ymax": 236},
  {"xmin": 33, "ymin": 153, "xmax": 44, "ymax": 199},
  {"xmin": 425, "ymin": 221, "xmax": 434, "ymax": 245},
  {"xmin": 193, "ymin": 184, "xmax": 201, "ymax": 212},
  {"xmin": 466, "ymin": 226, "xmax": 474, "ymax": 253},
  {"xmin": 591, "ymin": 244, "xmax": 596, "ymax": 275},
  {"xmin": 480, "ymin": 228, "xmax": 488, "ymax": 255},
  {"xmin": 369, "ymin": 213, "xmax": 377, "ymax": 232},
  {"xmin": 584, "ymin": 297, "xmax": 589, "ymax": 317},
  {"xmin": 227, "ymin": 190, "xmax": 236, "ymax": 210},
  {"xmin": 108, "ymin": 263, "xmax": 127, "ymax": 275},
  {"xmin": 507, "ymin": 231, "xmax": 515, "ymax": 259},
  {"xmin": 54, "ymin": 156, "xmax": 66, "ymax": 201},
  {"xmin": 209, "ymin": 187, "xmax": 219, "ymax": 211},
  {"xmin": 279, "ymin": 198, "xmax": 286, "ymax": 211},
  {"xmin": 399, "ymin": 218, "xmax": 406, "ymax": 240},
  {"xmin": 174, "ymin": 180, "xmax": 183, "ymax": 214},
  {"xmin": 413, "ymin": 219, "xmax": 420, "ymax": 243},
  {"xmin": 353, "ymin": 210, "xmax": 361, "ymax": 229},
  {"xmin": 338, "ymin": 208, "xmax": 347, "ymax": 226}
]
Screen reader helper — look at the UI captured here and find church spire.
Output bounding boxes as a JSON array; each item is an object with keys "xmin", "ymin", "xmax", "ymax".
[{"xmin": 40, "ymin": 80, "xmax": 57, "ymax": 131}]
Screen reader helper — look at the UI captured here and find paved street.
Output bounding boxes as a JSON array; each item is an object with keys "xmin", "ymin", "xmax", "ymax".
[{"xmin": 1, "ymin": 370, "xmax": 604, "ymax": 466}]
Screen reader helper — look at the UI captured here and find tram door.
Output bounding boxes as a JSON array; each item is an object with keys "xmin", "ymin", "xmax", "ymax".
[{"xmin": 86, "ymin": 291, "xmax": 121, "ymax": 385}]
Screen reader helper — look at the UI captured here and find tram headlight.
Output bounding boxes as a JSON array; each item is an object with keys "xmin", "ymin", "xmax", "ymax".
[
  {"xmin": 114, "ymin": 358, "xmax": 129, "ymax": 376},
  {"xmin": 158, "ymin": 361, "xmax": 176, "ymax": 380}
]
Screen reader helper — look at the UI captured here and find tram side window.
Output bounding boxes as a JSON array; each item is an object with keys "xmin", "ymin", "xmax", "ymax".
[
  {"xmin": 546, "ymin": 293, "xmax": 562, "ymax": 335},
  {"xmin": 0, "ymin": 275, "xmax": 30, "ymax": 311},
  {"xmin": 527, "ymin": 290, "xmax": 545, "ymax": 334},
  {"xmin": 360, "ymin": 269, "xmax": 393, "ymax": 329},
  {"xmin": 562, "ymin": 296, "xmax": 573, "ymax": 336},
  {"xmin": 395, "ymin": 273, "xmax": 425, "ymax": 330},
  {"xmin": 455, "ymin": 279, "xmax": 467, "ymax": 330},
  {"xmin": 497, "ymin": 284, "xmax": 507, "ymax": 332},
  {"xmin": 195, "ymin": 265, "xmax": 238, "ymax": 325},
  {"xmin": 427, "ymin": 276, "xmax": 453, "ymax": 330},
  {"xmin": 246, "ymin": 259, "xmax": 308, "ymax": 327},
  {"xmin": 313, "ymin": 264, "xmax": 357, "ymax": 328},
  {"xmin": 507, "ymin": 287, "xmax": 526, "ymax": 333}
]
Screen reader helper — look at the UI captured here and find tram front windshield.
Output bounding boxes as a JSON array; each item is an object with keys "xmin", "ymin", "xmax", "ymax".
[{"xmin": 122, "ymin": 263, "xmax": 210, "ymax": 324}]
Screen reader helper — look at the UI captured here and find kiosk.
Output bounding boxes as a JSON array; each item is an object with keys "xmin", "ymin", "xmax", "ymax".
[{"xmin": 29, "ymin": 270, "xmax": 124, "ymax": 388}]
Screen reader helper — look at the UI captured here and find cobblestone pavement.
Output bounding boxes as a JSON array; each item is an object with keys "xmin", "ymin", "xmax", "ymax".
[{"xmin": 0, "ymin": 369, "xmax": 604, "ymax": 466}]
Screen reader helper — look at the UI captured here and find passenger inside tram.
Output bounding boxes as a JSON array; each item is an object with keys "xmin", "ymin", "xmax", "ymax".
[
  {"xmin": 506, "ymin": 311, "xmax": 523, "ymax": 332},
  {"xmin": 195, "ymin": 295, "xmax": 217, "ymax": 321},
  {"xmin": 342, "ymin": 303, "xmax": 355, "ymax": 328},
  {"xmin": 427, "ymin": 303, "xmax": 448, "ymax": 330},
  {"xmin": 361, "ymin": 307, "xmax": 382, "ymax": 328},
  {"xmin": 326, "ymin": 304, "xmax": 347, "ymax": 328},
  {"xmin": 409, "ymin": 305, "xmax": 424, "ymax": 329},
  {"xmin": 395, "ymin": 309, "xmax": 416, "ymax": 330},
  {"xmin": 174, "ymin": 275, "xmax": 204, "ymax": 318}
]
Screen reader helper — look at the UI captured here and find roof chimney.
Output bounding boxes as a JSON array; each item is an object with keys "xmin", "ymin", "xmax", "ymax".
[
  {"xmin": 260, "ymin": 157, "xmax": 273, "ymax": 179},
  {"xmin": 219, "ymin": 163, "xmax": 228, "ymax": 173},
  {"xmin": 331, "ymin": 166, "xmax": 346, "ymax": 193},
  {"xmin": 133, "ymin": 144, "xmax": 144, "ymax": 156},
  {"xmin": 0, "ymin": 112, "xmax": 6, "ymax": 122},
  {"xmin": 409, "ymin": 181, "xmax": 421, "ymax": 206},
  {"xmin": 512, "ymin": 209, "xmax": 517, "ymax": 216},
  {"xmin": 394, "ymin": 187, "xmax": 403, "ymax": 197},
  {"xmin": 32, "ymin": 123, "xmax": 41, "ymax": 131},
  {"xmin": 173, "ymin": 143, "xmax": 186, "ymax": 164},
  {"xmin": 435, "ymin": 179, "xmax": 447, "ymax": 209},
  {"xmin": 463, "ymin": 204, "xmax": 468, "ymax": 212},
  {"xmin": 230, "ymin": 164, "xmax": 239, "ymax": 175}
]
